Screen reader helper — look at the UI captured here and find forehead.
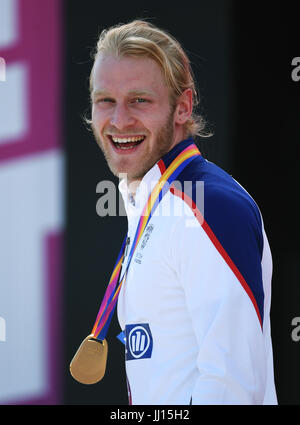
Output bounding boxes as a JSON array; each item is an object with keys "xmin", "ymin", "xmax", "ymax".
[{"xmin": 92, "ymin": 54, "xmax": 168, "ymax": 95}]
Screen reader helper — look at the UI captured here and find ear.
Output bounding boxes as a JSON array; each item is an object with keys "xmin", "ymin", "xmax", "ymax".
[{"xmin": 174, "ymin": 88, "xmax": 193, "ymax": 126}]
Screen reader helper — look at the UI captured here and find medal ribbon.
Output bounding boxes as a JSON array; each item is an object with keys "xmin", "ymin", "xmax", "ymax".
[{"xmin": 91, "ymin": 143, "xmax": 201, "ymax": 341}]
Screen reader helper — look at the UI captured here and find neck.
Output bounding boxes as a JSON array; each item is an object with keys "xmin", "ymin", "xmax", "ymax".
[{"xmin": 126, "ymin": 178, "xmax": 141, "ymax": 198}]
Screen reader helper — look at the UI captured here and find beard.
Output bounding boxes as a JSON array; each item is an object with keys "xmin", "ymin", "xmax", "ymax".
[{"xmin": 92, "ymin": 110, "xmax": 175, "ymax": 184}]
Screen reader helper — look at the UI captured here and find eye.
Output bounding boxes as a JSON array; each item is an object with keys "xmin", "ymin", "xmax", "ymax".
[
  {"xmin": 103, "ymin": 98, "xmax": 115, "ymax": 103},
  {"xmin": 94, "ymin": 97, "xmax": 115, "ymax": 104},
  {"xmin": 131, "ymin": 98, "xmax": 148, "ymax": 104}
]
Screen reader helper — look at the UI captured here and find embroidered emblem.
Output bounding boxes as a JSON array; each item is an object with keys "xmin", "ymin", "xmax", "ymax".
[{"xmin": 125, "ymin": 323, "xmax": 153, "ymax": 360}]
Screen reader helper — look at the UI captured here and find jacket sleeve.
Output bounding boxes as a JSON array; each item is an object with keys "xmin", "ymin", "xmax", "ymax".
[{"xmin": 170, "ymin": 187, "xmax": 268, "ymax": 404}]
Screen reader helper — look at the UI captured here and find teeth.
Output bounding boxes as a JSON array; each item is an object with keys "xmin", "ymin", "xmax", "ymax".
[{"xmin": 111, "ymin": 136, "xmax": 145, "ymax": 143}]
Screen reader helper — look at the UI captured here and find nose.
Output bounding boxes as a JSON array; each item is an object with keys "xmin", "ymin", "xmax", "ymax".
[{"xmin": 110, "ymin": 102, "xmax": 135, "ymax": 130}]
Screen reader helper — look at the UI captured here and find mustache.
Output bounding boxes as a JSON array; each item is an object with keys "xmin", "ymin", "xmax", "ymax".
[
  {"xmin": 103, "ymin": 129, "xmax": 147, "ymax": 137},
  {"xmin": 90, "ymin": 123, "xmax": 146, "ymax": 137}
]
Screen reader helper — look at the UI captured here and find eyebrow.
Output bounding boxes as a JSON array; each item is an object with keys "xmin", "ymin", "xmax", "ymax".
[
  {"xmin": 91, "ymin": 89, "xmax": 157, "ymax": 99},
  {"xmin": 91, "ymin": 89, "xmax": 109, "ymax": 99},
  {"xmin": 127, "ymin": 89, "xmax": 157, "ymax": 97}
]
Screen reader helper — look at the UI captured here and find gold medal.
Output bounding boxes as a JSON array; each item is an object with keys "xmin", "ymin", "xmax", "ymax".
[{"xmin": 69, "ymin": 335, "xmax": 108, "ymax": 385}]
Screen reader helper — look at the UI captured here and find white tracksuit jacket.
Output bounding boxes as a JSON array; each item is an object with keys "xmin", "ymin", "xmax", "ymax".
[{"xmin": 117, "ymin": 138, "xmax": 277, "ymax": 405}]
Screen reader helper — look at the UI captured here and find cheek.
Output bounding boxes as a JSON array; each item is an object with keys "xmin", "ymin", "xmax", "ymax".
[
  {"xmin": 92, "ymin": 105, "xmax": 100, "ymax": 120},
  {"xmin": 148, "ymin": 112, "xmax": 173, "ymax": 137},
  {"xmin": 91, "ymin": 109, "xmax": 108, "ymax": 134},
  {"xmin": 91, "ymin": 107, "xmax": 98, "ymax": 128}
]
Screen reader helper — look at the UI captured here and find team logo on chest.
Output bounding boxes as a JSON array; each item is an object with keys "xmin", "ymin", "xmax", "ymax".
[{"xmin": 125, "ymin": 323, "xmax": 153, "ymax": 360}]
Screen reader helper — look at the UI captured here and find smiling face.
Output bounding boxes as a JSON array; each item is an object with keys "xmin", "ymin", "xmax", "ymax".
[{"xmin": 91, "ymin": 54, "xmax": 191, "ymax": 184}]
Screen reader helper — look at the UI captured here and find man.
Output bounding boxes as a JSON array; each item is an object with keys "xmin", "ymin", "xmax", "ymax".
[{"xmin": 89, "ymin": 19, "xmax": 277, "ymax": 404}]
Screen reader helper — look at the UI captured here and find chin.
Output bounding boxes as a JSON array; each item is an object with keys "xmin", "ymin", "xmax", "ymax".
[{"xmin": 110, "ymin": 159, "xmax": 148, "ymax": 180}]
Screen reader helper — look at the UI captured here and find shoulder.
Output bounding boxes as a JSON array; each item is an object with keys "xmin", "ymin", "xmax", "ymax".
[
  {"xmin": 171, "ymin": 156, "xmax": 265, "ymax": 288},
  {"xmin": 173, "ymin": 156, "xmax": 263, "ymax": 244},
  {"xmin": 170, "ymin": 156, "xmax": 266, "ymax": 327}
]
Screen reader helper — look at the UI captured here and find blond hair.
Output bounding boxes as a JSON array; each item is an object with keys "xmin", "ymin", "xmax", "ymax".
[{"xmin": 89, "ymin": 20, "xmax": 211, "ymax": 138}]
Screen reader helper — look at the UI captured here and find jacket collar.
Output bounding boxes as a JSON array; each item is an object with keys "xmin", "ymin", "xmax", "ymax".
[{"xmin": 157, "ymin": 137, "xmax": 196, "ymax": 172}]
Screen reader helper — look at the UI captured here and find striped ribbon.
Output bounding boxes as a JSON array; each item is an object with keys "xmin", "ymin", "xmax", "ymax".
[{"xmin": 91, "ymin": 143, "xmax": 201, "ymax": 341}]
